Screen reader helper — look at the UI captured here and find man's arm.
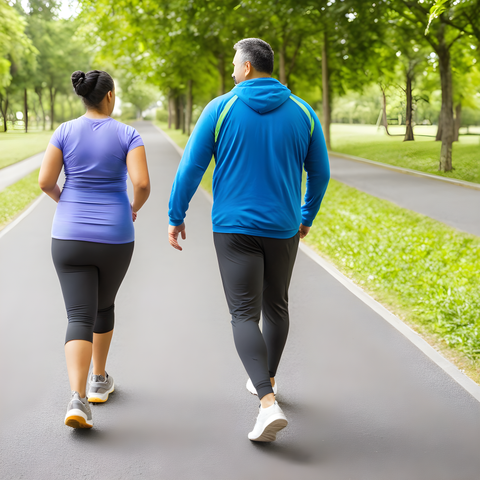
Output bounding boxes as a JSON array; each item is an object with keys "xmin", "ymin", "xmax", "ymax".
[
  {"xmin": 168, "ymin": 99, "xmax": 218, "ymax": 232},
  {"xmin": 301, "ymin": 109, "xmax": 330, "ymax": 231}
]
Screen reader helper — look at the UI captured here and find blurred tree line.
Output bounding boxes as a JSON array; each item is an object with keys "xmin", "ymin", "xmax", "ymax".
[
  {"xmin": 0, "ymin": 0, "xmax": 160, "ymax": 134},
  {"xmin": 2, "ymin": 0, "xmax": 479, "ymax": 171},
  {"xmin": 0, "ymin": 0, "xmax": 90, "ymax": 132},
  {"xmin": 78, "ymin": 0, "xmax": 480, "ymax": 171}
]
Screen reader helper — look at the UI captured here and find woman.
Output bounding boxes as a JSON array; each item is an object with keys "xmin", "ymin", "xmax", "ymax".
[{"xmin": 38, "ymin": 70, "xmax": 150, "ymax": 429}]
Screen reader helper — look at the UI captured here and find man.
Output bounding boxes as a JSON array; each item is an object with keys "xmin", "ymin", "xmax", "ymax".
[{"xmin": 168, "ymin": 38, "xmax": 330, "ymax": 442}]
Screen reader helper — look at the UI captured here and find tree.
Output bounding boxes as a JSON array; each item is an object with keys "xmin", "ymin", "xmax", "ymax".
[
  {"xmin": 0, "ymin": 0, "xmax": 36, "ymax": 132},
  {"xmin": 387, "ymin": 0, "xmax": 473, "ymax": 171}
]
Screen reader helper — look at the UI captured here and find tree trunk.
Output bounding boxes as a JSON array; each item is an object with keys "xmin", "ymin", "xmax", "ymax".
[
  {"xmin": 322, "ymin": 31, "xmax": 331, "ymax": 150},
  {"xmin": 186, "ymin": 80, "xmax": 193, "ymax": 136},
  {"xmin": 436, "ymin": 25, "xmax": 454, "ymax": 172},
  {"xmin": 279, "ymin": 43, "xmax": 287, "ymax": 85},
  {"xmin": 180, "ymin": 95, "xmax": 185, "ymax": 134},
  {"xmin": 380, "ymin": 86, "xmax": 392, "ymax": 136},
  {"xmin": 404, "ymin": 72, "xmax": 414, "ymax": 141},
  {"xmin": 60, "ymin": 95, "xmax": 65, "ymax": 124},
  {"xmin": 218, "ymin": 54, "xmax": 226, "ymax": 94},
  {"xmin": 453, "ymin": 102, "xmax": 461, "ymax": 142},
  {"xmin": 67, "ymin": 95, "xmax": 74, "ymax": 120},
  {"xmin": 36, "ymin": 87, "xmax": 46, "ymax": 130},
  {"xmin": 0, "ymin": 94, "xmax": 8, "ymax": 132},
  {"xmin": 174, "ymin": 95, "xmax": 181, "ymax": 130},
  {"xmin": 49, "ymin": 87, "xmax": 56, "ymax": 130},
  {"xmin": 168, "ymin": 92, "xmax": 174, "ymax": 129},
  {"xmin": 24, "ymin": 88, "xmax": 28, "ymax": 133}
]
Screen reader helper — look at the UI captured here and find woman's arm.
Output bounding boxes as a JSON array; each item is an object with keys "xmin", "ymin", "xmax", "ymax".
[
  {"xmin": 126, "ymin": 145, "xmax": 150, "ymax": 218},
  {"xmin": 38, "ymin": 143, "xmax": 64, "ymax": 203}
]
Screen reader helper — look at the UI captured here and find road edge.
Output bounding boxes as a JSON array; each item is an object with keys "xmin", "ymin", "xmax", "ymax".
[
  {"xmin": 0, "ymin": 194, "xmax": 45, "ymax": 240},
  {"xmin": 298, "ymin": 242, "xmax": 480, "ymax": 403},
  {"xmin": 156, "ymin": 122, "xmax": 480, "ymax": 404}
]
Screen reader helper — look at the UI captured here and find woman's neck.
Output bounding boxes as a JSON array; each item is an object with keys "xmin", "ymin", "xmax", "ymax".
[{"xmin": 84, "ymin": 109, "xmax": 110, "ymax": 119}]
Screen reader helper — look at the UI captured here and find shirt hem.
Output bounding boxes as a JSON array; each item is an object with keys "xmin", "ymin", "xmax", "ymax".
[
  {"xmin": 51, "ymin": 235, "xmax": 134, "ymax": 245},
  {"xmin": 212, "ymin": 225, "xmax": 298, "ymax": 239}
]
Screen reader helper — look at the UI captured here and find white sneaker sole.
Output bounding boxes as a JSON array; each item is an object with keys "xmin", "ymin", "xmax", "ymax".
[
  {"xmin": 248, "ymin": 413, "xmax": 288, "ymax": 442},
  {"xmin": 246, "ymin": 378, "xmax": 277, "ymax": 396},
  {"xmin": 65, "ymin": 409, "xmax": 93, "ymax": 429},
  {"xmin": 87, "ymin": 383, "xmax": 114, "ymax": 403}
]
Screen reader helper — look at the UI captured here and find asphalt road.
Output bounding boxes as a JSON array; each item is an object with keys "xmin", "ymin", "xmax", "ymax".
[
  {"xmin": 329, "ymin": 153, "xmax": 480, "ymax": 237},
  {"xmin": 1, "ymin": 121, "xmax": 480, "ymax": 479}
]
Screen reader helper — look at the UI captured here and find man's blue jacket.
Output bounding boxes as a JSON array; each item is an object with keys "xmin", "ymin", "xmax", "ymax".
[{"xmin": 168, "ymin": 77, "xmax": 330, "ymax": 239}]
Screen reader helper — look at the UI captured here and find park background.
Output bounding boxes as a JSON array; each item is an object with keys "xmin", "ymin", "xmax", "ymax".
[{"xmin": 1, "ymin": 0, "xmax": 480, "ymax": 383}]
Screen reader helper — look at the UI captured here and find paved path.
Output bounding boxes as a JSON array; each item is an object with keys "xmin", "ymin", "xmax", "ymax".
[
  {"xmin": 0, "ymin": 152, "xmax": 44, "ymax": 191},
  {"xmin": 329, "ymin": 154, "xmax": 480, "ymax": 237},
  {"xmin": 1, "ymin": 121, "xmax": 480, "ymax": 479}
]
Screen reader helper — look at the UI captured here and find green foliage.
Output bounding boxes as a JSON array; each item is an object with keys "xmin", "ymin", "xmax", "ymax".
[
  {"xmin": 0, "ymin": 129, "xmax": 52, "ymax": 168},
  {"xmin": 118, "ymin": 74, "xmax": 160, "ymax": 118},
  {"xmin": 0, "ymin": 0, "xmax": 35, "ymax": 91},
  {"xmin": 0, "ymin": 168, "xmax": 41, "ymax": 229}
]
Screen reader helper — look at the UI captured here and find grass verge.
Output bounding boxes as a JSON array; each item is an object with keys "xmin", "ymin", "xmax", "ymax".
[
  {"xmin": 331, "ymin": 124, "xmax": 480, "ymax": 184},
  {"xmin": 0, "ymin": 169, "xmax": 42, "ymax": 230},
  {"xmin": 0, "ymin": 130, "xmax": 53, "ymax": 169},
  {"xmin": 158, "ymin": 121, "xmax": 480, "ymax": 384}
]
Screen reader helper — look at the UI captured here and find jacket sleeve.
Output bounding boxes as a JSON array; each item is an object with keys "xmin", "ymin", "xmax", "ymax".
[
  {"xmin": 301, "ymin": 110, "xmax": 330, "ymax": 227},
  {"xmin": 168, "ymin": 100, "xmax": 217, "ymax": 226}
]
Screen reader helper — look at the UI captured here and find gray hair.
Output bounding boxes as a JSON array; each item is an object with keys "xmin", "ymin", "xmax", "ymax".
[{"xmin": 233, "ymin": 38, "xmax": 274, "ymax": 75}]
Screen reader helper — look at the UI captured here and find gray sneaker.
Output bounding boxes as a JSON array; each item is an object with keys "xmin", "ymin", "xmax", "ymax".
[
  {"xmin": 87, "ymin": 372, "xmax": 115, "ymax": 403},
  {"xmin": 65, "ymin": 391, "xmax": 93, "ymax": 428}
]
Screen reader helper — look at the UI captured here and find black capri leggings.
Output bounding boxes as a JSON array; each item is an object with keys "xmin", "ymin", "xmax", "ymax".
[
  {"xmin": 214, "ymin": 232, "xmax": 299, "ymax": 400},
  {"xmin": 52, "ymin": 239, "xmax": 134, "ymax": 344}
]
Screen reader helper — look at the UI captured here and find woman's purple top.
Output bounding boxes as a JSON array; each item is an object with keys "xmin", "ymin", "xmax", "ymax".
[{"xmin": 49, "ymin": 116, "xmax": 144, "ymax": 244}]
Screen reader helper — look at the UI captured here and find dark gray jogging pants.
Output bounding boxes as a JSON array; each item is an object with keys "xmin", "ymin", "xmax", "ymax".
[{"xmin": 213, "ymin": 232, "xmax": 300, "ymax": 400}]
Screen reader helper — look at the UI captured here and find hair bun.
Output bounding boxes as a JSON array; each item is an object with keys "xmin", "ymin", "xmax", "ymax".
[
  {"xmin": 71, "ymin": 70, "xmax": 95, "ymax": 97},
  {"xmin": 71, "ymin": 71, "xmax": 86, "ymax": 89}
]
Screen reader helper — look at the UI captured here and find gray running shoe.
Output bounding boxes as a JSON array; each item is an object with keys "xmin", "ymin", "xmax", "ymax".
[
  {"xmin": 65, "ymin": 391, "xmax": 93, "ymax": 428},
  {"xmin": 87, "ymin": 372, "xmax": 115, "ymax": 403}
]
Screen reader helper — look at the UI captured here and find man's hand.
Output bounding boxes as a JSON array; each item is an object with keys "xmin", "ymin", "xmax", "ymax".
[
  {"xmin": 299, "ymin": 224, "xmax": 310, "ymax": 239},
  {"xmin": 168, "ymin": 223, "xmax": 186, "ymax": 251}
]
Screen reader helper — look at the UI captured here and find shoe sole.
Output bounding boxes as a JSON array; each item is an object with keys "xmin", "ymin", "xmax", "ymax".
[
  {"xmin": 248, "ymin": 415, "xmax": 288, "ymax": 442},
  {"xmin": 65, "ymin": 409, "xmax": 93, "ymax": 429},
  {"xmin": 246, "ymin": 380, "xmax": 277, "ymax": 396},
  {"xmin": 88, "ymin": 384, "xmax": 114, "ymax": 403}
]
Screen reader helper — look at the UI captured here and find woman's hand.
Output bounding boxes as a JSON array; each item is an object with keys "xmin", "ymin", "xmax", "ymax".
[{"xmin": 131, "ymin": 204, "xmax": 138, "ymax": 222}]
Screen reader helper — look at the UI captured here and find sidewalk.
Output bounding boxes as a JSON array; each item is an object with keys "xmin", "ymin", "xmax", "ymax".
[
  {"xmin": 1, "ymin": 121, "xmax": 479, "ymax": 480},
  {"xmin": 0, "ymin": 152, "xmax": 44, "ymax": 191},
  {"xmin": 329, "ymin": 153, "xmax": 480, "ymax": 237}
]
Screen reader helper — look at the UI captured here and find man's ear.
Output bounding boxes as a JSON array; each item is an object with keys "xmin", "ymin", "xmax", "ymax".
[{"xmin": 245, "ymin": 61, "xmax": 251, "ymax": 77}]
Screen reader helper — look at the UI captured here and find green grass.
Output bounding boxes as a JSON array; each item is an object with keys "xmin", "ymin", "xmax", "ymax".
[
  {"xmin": 0, "ymin": 130, "xmax": 53, "ymax": 169},
  {"xmin": 331, "ymin": 124, "xmax": 480, "ymax": 184},
  {"xmin": 0, "ymin": 168, "xmax": 42, "ymax": 229},
  {"xmin": 159, "ymin": 121, "xmax": 480, "ymax": 382}
]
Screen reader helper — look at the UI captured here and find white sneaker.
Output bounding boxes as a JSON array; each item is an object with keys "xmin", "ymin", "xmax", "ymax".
[
  {"xmin": 246, "ymin": 378, "xmax": 278, "ymax": 396},
  {"xmin": 248, "ymin": 401, "xmax": 288, "ymax": 442}
]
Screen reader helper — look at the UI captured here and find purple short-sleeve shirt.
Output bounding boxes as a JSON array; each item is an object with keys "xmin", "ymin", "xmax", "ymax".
[{"xmin": 50, "ymin": 116, "xmax": 144, "ymax": 244}]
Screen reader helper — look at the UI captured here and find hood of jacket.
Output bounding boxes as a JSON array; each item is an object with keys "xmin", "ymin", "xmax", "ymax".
[{"xmin": 233, "ymin": 77, "xmax": 291, "ymax": 114}]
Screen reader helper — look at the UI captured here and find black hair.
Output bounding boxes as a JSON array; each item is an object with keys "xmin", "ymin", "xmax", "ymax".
[
  {"xmin": 233, "ymin": 38, "xmax": 274, "ymax": 75},
  {"xmin": 71, "ymin": 70, "xmax": 114, "ymax": 109}
]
